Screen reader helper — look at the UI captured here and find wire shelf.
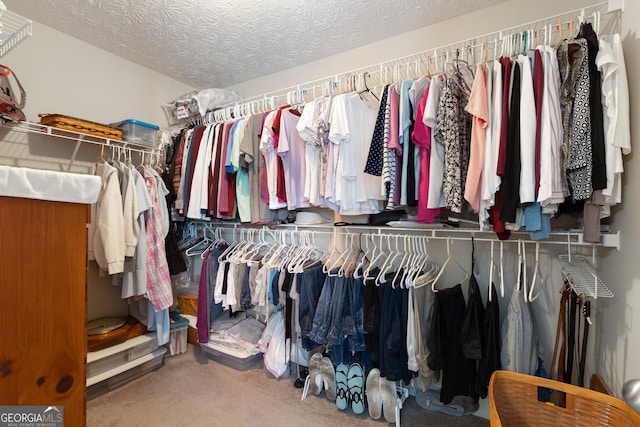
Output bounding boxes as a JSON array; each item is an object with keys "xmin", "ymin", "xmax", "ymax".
[
  {"xmin": 0, "ymin": 5, "xmax": 32, "ymax": 58},
  {"xmin": 556, "ymin": 254, "xmax": 613, "ymax": 299}
]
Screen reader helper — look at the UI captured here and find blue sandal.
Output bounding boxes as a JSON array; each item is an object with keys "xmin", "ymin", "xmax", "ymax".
[
  {"xmin": 335, "ymin": 363, "xmax": 349, "ymax": 410},
  {"xmin": 347, "ymin": 363, "xmax": 365, "ymax": 415}
]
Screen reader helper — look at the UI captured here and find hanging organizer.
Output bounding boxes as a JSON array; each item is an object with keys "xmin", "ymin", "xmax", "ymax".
[{"xmin": 0, "ymin": 1, "xmax": 31, "ymax": 58}]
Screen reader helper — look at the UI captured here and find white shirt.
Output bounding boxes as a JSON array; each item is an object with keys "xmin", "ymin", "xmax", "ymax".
[
  {"xmin": 479, "ymin": 61, "xmax": 497, "ymax": 229},
  {"xmin": 518, "ymin": 54, "xmax": 537, "ymax": 204},
  {"xmin": 330, "ymin": 93, "xmax": 383, "ymax": 215},
  {"xmin": 597, "ymin": 34, "xmax": 630, "ymax": 214},
  {"xmin": 186, "ymin": 124, "xmax": 214, "ymax": 219},
  {"xmin": 539, "ymin": 45, "xmax": 566, "ymax": 213}
]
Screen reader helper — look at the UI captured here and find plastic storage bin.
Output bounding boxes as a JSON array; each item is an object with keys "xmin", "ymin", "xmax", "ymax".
[
  {"xmin": 87, "ymin": 333, "xmax": 158, "ymax": 378},
  {"xmin": 200, "ymin": 341, "xmax": 262, "ymax": 371},
  {"xmin": 111, "ymin": 119, "xmax": 159, "ymax": 146},
  {"xmin": 86, "ymin": 347, "xmax": 166, "ymax": 400},
  {"xmin": 168, "ymin": 316, "xmax": 189, "ymax": 356}
]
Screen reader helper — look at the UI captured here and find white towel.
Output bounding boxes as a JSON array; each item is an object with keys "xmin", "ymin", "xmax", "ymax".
[{"xmin": 0, "ymin": 165, "xmax": 101, "ymax": 204}]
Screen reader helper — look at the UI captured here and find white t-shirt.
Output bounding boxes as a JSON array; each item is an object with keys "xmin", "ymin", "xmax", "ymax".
[
  {"xmin": 186, "ymin": 124, "xmax": 214, "ymax": 219},
  {"xmin": 597, "ymin": 34, "xmax": 630, "ymax": 213},
  {"xmin": 518, "ymin": 54, "xmax": 537, "ymax": 204},
  {"xmin": 329, "ymin": 93, "xmax": 383, "ymax": 215},
  {"xmin": 538, "ymin": 45, "xmax": 566, "ymax": 213}
]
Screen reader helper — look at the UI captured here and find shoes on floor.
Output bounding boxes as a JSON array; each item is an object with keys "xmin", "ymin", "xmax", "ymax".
[
  {"xmin": 365, "ymin": 368, "xmax": 383, "ymax": 420},
  {"xmin": 335, "ymin": 363, "xmax": 349, "ymax": 410},
  {"xmin": 379, "ymin": 376, "xmax": 398, "ymax": 423},
  {"xmin": 318, "ymin": 355, "xmax": 336, "ymax": 401},
  {"xmin": 307, "ymin": 353, "xmax": 324, "ymax": 396},
  {"xmin": 347, "ymin": 363, "xmax": 365, "ymax": 415}
]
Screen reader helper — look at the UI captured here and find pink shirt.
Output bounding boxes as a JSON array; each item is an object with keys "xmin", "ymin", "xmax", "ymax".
[
  {"xmin": 464, "ymin": 64, "xmax": 490, "ymax": 213},
  {"xmin": 412, "ymin": 83, "xmax": 443, "ymax": 223}
]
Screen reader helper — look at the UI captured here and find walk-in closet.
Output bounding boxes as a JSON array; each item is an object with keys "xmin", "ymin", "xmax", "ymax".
[{"xmin": 1, "ymin": 0, "xmax": 640, "ymax": 426}]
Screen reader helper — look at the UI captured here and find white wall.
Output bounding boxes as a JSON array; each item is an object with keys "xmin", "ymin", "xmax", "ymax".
[
  {"xmin": 229, "ymin": 0, "xmax": 640, "ymax": 402},
  {"xmin": 599, "ymin": 0, "xmax": 640, "ymax": 397},
  {"xmin": 0, "ymin": 19, "xmax": 195, "ymax": 319},
  {"xmin": 0, "ymin": 20, "xmax": 195, "ymax": 174},
  {"xmin": 4, "ymin": 20, "xmax": 194, "ymax": 127}
]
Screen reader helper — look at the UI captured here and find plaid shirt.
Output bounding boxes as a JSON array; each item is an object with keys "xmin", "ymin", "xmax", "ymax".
[{"xmin": 142, "ymin": 166, "xmax": 173, "ymax": 311}]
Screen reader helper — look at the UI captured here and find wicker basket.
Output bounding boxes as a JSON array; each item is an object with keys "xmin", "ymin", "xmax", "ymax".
[
  {"xmin": 489, "ymin": 370, "xmax": 640, "ymax": 426},
  {"xmin": 39, "ymin": 113, "xmax": 122, "ymax": 140},
  {"xmin": 177, "ymin": 294, "xmax": 199, "ymax": 346}
]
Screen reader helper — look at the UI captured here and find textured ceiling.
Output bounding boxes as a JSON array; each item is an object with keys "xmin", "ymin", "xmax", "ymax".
[{"xmin": 5, "ymin": 0, "xmax": 506, "ymax": 89}]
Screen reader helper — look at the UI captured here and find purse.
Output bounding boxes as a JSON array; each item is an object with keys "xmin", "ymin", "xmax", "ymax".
[{"xmin": 0, "ymin": 64, "xmax": 26, "ymax": 122}]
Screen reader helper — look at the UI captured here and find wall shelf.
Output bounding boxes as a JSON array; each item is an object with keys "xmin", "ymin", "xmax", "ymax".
[
  {"xmin": 0, "ymin": 120, "xmax": 160, "ymax": 171},
  {"xmin": 0, "ymin": 5, "xmax": 31, "ymax": 58}
]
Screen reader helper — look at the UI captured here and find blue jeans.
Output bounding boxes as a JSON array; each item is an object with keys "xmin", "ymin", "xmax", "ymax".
[
  {"xmin": 326, "ymin": 276, "xmax": 366, "ymax": 363},
  {"xmin": 308, "ymin": 273, "xmax": 335, "ymax": 347},
  {"xmin": 297, "ymin": 262, "xmax": 325, "ymax": 350}
]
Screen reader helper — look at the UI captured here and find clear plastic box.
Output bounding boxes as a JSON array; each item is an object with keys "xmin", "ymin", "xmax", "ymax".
[
  {"xmin": 168, "ymin": 320, "xmax": 189, "ymax": 356},
  {"xmin": 86, "ymin": 347, "xmax": 166, "ymax": 400},
  {"xmin": 110, "ymin": 119, "xmax": 159, "ymax": 146},
  {"xmin": 87, "ymin": 333, "xmax": 158, "ymax": 378},
  {"xmin": 200, "ymin": 341, "xmax": 262, "ymax": 371}
]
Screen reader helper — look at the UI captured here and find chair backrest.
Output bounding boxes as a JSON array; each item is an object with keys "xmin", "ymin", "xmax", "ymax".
[{"xmin": 489, "ymin": 370, "xmax": 640, "ymax": 427}]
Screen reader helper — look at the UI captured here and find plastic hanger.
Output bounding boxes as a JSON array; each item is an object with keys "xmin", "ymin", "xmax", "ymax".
[
  {"xmin": 489, "ymin": 239, "xmax": 495, "ymax": 302},
  {"xmin": 375, "ymin": 235, "xmax": 401, "ymax": 286},
  {"xmin": 185, "ymin": 235, "xmax": 211, "ymax": 257},
  {"xmin": 323, "ymin": 228, "xmax": 343, "ymax": 274},
  {"xmin": 95, "ymin": 143, "xmax": 106, "ymax": 166},
  {"xmin": 499, "ymin": 241, "xmax": 505, "ymax": 298},
  {"xmin": 521, "ymin": 240, "xmax": 529, "ymax": 300},
  {"xmin": 516, "ymin": 239, "xmax": 523, "ymax": 294},
  {"xmin": 363, "ymin": 234, "xmax": 385, "ymax": 281},
  {"xmin": 352, "ymin": 234, "xmax": 369, "ymax": 279},
  {"xmin": 392, "ymin": 235, "xmax": 411, "ymax": 287},
  {"xmin": 430, "ymin": 237, "xmax": 470, "ymax": 292},
  {"xmin": 528, "ymin": 242, "xmax": 541, "ymax": 302}
]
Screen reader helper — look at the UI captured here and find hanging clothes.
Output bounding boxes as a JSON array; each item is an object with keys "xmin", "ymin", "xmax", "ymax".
[
  {"xmin": 557, "ymin": 38, "xmax": 592, "ymax": 203},
  {"xmin": 460, "ymin": 244, "xmax": 486, "ymax": 401},
  {"xmin": 500, "ymin": 260, "xmax": 538, "ymax": 376},
  {"xmin": 434, "ymin": 71, "xmax": 472, "ymax": 214},
  {"xmin": 427, "ymin": 283, "xmax": 474, "ymax": 404},
  {"xmin": 412, "ymin": 81, "xmax": 444, "ymax": 223},
  {"xmin": 477, "ymin": 285, "xmax": 501, "ymax": 399}
]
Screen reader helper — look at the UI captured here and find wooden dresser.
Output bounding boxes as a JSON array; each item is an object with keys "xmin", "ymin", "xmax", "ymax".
[{"xmin": 0, "ymin": 196, "xmax": 90, "ymax": 427}]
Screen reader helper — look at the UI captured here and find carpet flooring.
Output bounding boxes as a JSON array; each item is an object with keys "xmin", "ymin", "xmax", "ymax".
[{"xmin": 87, "ymin": 344, "xmax": 490, "ymax": 427}]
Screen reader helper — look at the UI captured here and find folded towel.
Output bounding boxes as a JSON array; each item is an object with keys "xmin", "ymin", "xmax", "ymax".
[{"xmin": 0, "ymin": 165, "xmax": 101, "ymax": 204}]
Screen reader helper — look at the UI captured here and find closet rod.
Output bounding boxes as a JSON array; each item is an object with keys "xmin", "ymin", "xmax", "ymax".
[
  {"xmin": 212, "ymin": 1, "xmax": 620, "ymax": 116},
  {"xmin": 196, "ymin": 221, "xmax": 620, "ymax": 250}
]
